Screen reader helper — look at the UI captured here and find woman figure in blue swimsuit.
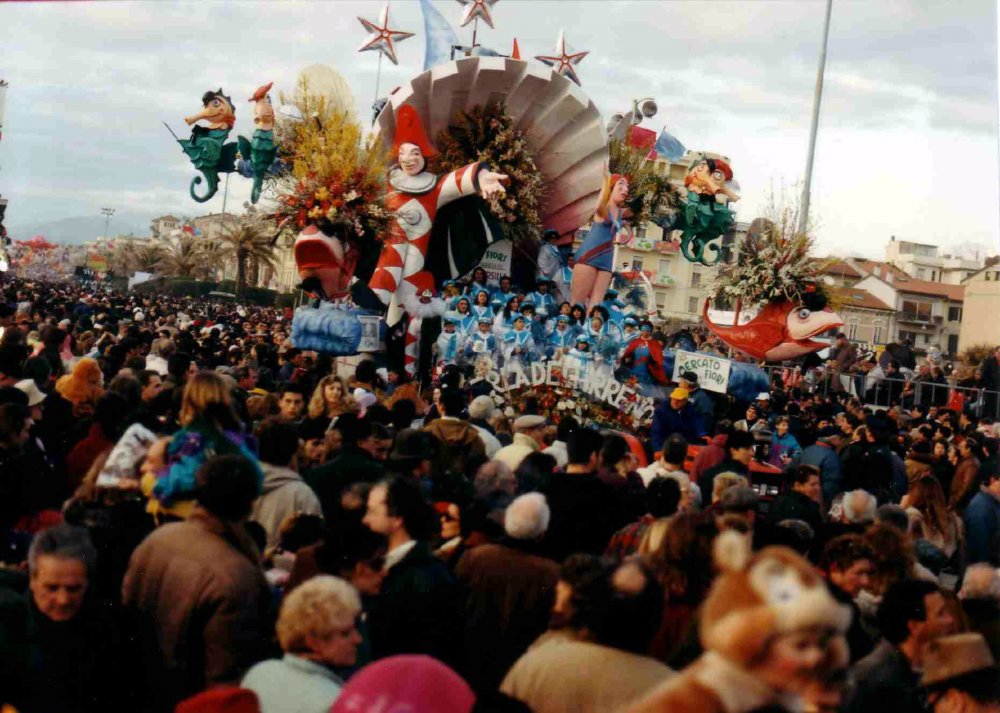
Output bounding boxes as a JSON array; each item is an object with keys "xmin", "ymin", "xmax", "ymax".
[{"xmin": 571, "ymin": 173, "xmax": 629, "ymax": 309}]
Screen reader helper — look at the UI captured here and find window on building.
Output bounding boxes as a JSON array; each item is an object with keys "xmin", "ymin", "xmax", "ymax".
[
  {"xmin": 872, "ymin": 321, "xmax": 884, "ymax": 344},
  {"xmin": 691, "ymin": 271, "xmax": 702, "ymax": 287},
  {"xmin": 658, "ymin": 259, "xmax": 670, "ymax": 274},
  {"xmin": 656, "ymin": 292, "xmax": 666, "ymax": 308},
  {"xmin": 900, "ymin": 299, "xmax": 932, "ymax": 322},
  {"xmin": 947, "ymin": 306, "xmax": 962, "ymax": 322},
  {"xmin": 899, "ymin": 330, "xmax": 918, "ymax": 345},
  {"xmin": 847, "ymin": 318, "xmax": 859, "ymax": 341},
  {"xmin": 635, "ymin": 224, "xmax": 647, "ymax": 239},
  {"xmin": 687, "ymin": 296, "xmax": 699, "ymax": 314},
  {"xmin": 632, "ymin": 257, "xmax": 644, "ymax": 271},
  {"xmin": 916, "ymin": 268, "xmax": 926, "ymax": 280}
]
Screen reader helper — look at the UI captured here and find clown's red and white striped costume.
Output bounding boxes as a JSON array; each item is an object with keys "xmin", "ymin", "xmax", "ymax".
[{"xmin": 369, "ymin": 161, "xmax": 484, "ymax": 375}]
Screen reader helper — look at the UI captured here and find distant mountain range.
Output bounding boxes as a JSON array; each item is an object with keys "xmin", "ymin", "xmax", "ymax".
[{"xmin": 5, "ymin": 212, "xmax": 154, "ymax": 244}]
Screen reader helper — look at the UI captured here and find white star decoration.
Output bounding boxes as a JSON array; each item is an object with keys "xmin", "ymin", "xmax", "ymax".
[
  {"xmin": 456, "ymin": 0, "xmax": 500, "ymax": 29},
  {"xmin": 357, "ymin": 3, "xmax": 415, "ymax": 66},
  {"xmin": 535, "ymin": 29, "xmax": 589, "ymax": 86}
]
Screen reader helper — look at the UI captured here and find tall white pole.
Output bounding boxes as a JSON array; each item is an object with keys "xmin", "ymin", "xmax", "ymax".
[{"xmin": 798, "ymin": 0, "xmax": 833, "ymax": 235}]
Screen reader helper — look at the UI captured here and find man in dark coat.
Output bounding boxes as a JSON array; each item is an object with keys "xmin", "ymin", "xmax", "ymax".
[
  {"xmin": 819, "ymin": 534, "xmax": 876, "ymax": 662},
  {"xmin": 846, "ymin": 579, "xmax": 956, "ymax": 713},
  {"xmin": 699, "ymin": 429, "xmax": 755, "ymax": 506},
  {"xmin": 766, "ymin": 464, "xmax": 824, "ymax": 541},
  {"xmin": 122, "ymin": 455, "xmax": 274, "ymax": 711},
  {"xmin": 363, "ymin": 476, "xmax": 462, "ymax": 664},
  {"xmin": 543, "ymin": 430, "xmax": 627, "ymax": 561},
  {"xmin": 649, "ymin": 387, "xmax": 706, "ymax": 453},
  {"xmin": 455, "ymin": 492, "xmax": 560, "ymax": 693},
  {"xmin": 305, "ymin": 413, "xmax": 385, "ymax": 518},
  {"xmin": 0, "ymin": 524, "xmax": 135, "ymax": 713}
]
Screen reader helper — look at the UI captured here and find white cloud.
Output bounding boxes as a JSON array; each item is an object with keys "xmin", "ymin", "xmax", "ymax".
[{"xmin": 0, "ymin": 0, "xmax": 997, "ymax": 259}]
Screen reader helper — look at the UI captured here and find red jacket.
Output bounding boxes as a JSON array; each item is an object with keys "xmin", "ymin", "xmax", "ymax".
[
  {"xmin": 691, "ymin": 434, "xmax": 727, "ymax": 483},
  {"xmin": 66, "ymin": 423, "xmax": 113, "ymax": 491}
]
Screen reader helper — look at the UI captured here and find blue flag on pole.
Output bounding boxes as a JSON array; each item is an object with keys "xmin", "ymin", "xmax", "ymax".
[
  {"xmin": 652, "ymin": 129, "xmax": 687, "ymax": 162},
  {"xmin": 421, "ymin": 0, "xmax": 458, "ymax": 70}
]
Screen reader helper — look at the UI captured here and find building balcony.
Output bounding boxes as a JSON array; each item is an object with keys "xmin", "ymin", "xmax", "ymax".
[{"xmin": 898, "ymin": 313, "xmax": 941, "ymax": 325}]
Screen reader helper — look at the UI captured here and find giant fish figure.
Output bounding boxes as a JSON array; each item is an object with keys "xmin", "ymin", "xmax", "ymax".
[
  {"xmin": 702, "ymin": 298, "xmax": 843, "ymax": 362},
  {"xmin": 170, "ymin": 89, "xmax": 240, "ymax": 203}
]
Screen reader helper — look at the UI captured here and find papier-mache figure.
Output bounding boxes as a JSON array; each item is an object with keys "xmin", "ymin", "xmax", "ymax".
[
  {"xmin": 433, "ymin": 316, "xmax": 464, "ymax": 368},
  {"xmin": 677, "ymin": 154, "xmax": 740, "ymax": 266},
  {"xmin": 626, "ymin": 531, "xmax": 850, "ymax": 713},
  {"xmin": 620, "ymin": 320, "xmax": 667, "ymax": 392},
  {"xmin": 366, "ymin": 104, "xmax": 509, "ymax": 375},
  {"xmin": 171, "ymin": 89, "xmax": 240, "ymax": 203},
  {"xmin": 572, "ymin": 173, "xmax": 630, "ymax": 309},
  {"xmin": 237, "ymin": 82, "xmax": 281, "ymax": 204}
]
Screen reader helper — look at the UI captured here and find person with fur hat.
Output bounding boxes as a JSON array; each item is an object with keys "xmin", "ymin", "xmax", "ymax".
[{"xmin": 626, "ymin": 531, "xmax": 852, "ymax": 713}]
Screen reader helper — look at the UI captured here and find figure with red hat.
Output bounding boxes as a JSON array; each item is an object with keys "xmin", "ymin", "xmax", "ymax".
[
  {"xmin": 237, "ymin": 82, "xmax": 279, "ymax": 204},
  {"xmin": 571, "ymin": 173, "xmax": 631, "ymax": 310},
  {"xmin": 677, "ymin": 153, "xmax": 740, "ymax": 265},
  {"xmin": 367, "ymin": 104, "xmax": 509, "ymax": 375}
]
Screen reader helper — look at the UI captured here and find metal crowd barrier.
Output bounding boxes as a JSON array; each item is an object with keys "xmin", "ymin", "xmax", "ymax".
[{"xmin": 756, "ymin": 365, "xmax": 1000, "ymax": 421}]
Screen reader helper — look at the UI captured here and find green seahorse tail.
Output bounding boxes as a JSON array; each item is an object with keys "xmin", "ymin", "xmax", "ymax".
[{"xmin": 190, "ymin": 173, "xmax": 219, "ymax": 203}]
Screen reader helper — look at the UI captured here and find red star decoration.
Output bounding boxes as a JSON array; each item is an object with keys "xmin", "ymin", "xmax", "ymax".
[
  {"xmin": 456, "ymin": 0, "xmax": 500, "ymax": 29},
  {"xmin": 535, "ymin": 29, "xmax": 589, "ymax": 86},
  {"xmin": 357, "ymin": 4, "xmax": 415, "ymax": 66}
]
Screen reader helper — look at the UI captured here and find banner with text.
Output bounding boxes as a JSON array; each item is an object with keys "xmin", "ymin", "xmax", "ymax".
[
  {"xmin": 477, "ymin": 240, "xmax": 512, "ymax": 281},
  {"xmin": 672, "ymin": 349, "xmax": 731, "ymax": 394}
]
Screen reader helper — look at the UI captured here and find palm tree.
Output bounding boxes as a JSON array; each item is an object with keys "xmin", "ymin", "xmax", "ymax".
[
  {"xmin": 157, "ymin": 235, "xmax": 206, "ymax": 279},
  {"xmin": 217, "ymin": 216, "xmax": 277, "ymax": 296},
  {"xmin": 108, "ymin": 241, "xmax": 138, "ymax": 275},
  {"xmin": 134, "ymin": 244, "xmax": 165, "ymax": 273}
]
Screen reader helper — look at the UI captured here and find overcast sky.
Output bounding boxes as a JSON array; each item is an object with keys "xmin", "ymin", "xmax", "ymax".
[{"xmin": 0, "ymin": 0, "xmax": 997, "ymax": 258}]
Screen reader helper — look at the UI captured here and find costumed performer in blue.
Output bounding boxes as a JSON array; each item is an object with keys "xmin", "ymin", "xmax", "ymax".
[
  {"xmin": 502, "ymin": 313, "xmax": 535, "ymax": 371},
  {"xmin": 451, "ymin": 295, "xmax": 476, "ymax": 335},
  {"xmin": 433, "ymin": 316, "xmax": 464, "ymax": 369},
  {"xmin": 470, "ymin": 289, "xmax": 494, "ymax": 321},
  {"xmin": 528, "ymin": 277, "xmax": 557, "ymax": 319},
  {"xmin": 564, "ymin": 334, "xmax": 595, "ymax": 382},
  {"xmin": 537, "ymin": 228, "xmax": 572, "ymax": 304},
  {"xmin": 465, "ymin": 316, "xmax": 498, "ymax": 362},
  {"xmin": 466, "ymin": 267, "xmax": 491, "ymax": 297},
  {"xmin": 571, "ymin": 173, "xmax": 630, "ymax": 309},
  {"xmin": 548, "ymin": 314, "xmax": 578, "ymax": 358}
]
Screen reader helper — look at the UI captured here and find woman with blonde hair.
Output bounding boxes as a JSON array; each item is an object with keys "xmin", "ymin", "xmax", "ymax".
[
  {"xmin": 148, "ymin": 371, "xmax": 261, "ymax": 513},
  {"xmin": 307, "ymin": 375, "xmax": 356, "ymax": 421},
  {"xmin": 55, "ymin": 357, "xmax": 104, "ymax": 417},
  {"xmin": 242, "ymin": 575, "xmax": 363, "ymax": 711}
]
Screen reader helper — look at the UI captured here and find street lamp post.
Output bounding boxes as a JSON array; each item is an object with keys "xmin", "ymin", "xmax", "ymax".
[
  {"xmin": 101, "ymin": 206, "xmax": 115, "ymax": 240},
  {"xmin": 798, "ymin": 0, "xmax": 834, "ymax": 236}
]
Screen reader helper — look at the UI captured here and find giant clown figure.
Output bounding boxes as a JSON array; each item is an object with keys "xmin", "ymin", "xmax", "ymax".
[{"xmin": 367, "ymin": 105, "xmax": 509, "ymax": 375}]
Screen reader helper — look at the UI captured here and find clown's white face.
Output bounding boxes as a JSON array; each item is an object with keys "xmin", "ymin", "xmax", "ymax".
[{"xmin": 398, "ymin": 143, "xmax": 425, "ymax": 176}]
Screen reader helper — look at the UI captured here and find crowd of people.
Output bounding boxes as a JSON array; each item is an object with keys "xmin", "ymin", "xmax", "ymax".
[{"xmin": 1, "ymin": 276, "xmax": 1000, "ymax": 713}]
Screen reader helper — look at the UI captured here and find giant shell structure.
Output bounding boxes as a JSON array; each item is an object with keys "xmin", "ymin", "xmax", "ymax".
[{"xmin": 376, "ymin": 56, "xmax": 607, "ymax": 239}]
